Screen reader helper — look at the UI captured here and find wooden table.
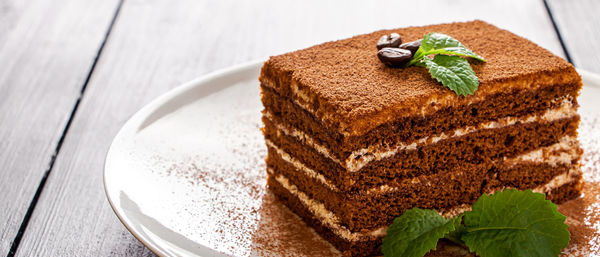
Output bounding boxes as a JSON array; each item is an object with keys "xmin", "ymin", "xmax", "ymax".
[{"xmin": 1, "ymin": 0, "xmax": 598, "ymax": 256}]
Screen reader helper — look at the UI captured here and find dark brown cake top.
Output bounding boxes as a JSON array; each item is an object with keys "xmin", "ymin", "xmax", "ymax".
[{"xmin": 262, "ymin": 20, "xmax": 580, "ymax": 136}]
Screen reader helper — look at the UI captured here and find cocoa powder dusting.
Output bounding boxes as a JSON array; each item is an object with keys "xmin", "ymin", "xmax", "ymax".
[
  {"xmin": 559, "ymin": 109, "xmax": 600, "ymax": 256},
  {"xmin": 249, "ymin": 192, "xmax": 339, "ymax": 257}
]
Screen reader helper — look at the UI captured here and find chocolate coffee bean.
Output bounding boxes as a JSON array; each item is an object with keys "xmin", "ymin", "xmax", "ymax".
[
  {"xmin": 399, "ymin": 39, "xmax": 422, "ymax": 55},
  {"xmin": 376, "ymin": 33, "xmax": 402, "ymax": 50},
  {"xmin": 377, "ymin": 47, "xmax": 412, "ymax": 67}
]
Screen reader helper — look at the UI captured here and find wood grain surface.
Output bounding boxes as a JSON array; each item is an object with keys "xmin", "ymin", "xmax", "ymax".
[
  {"xmin": 547, "ymin": 0, "xmax": 600, "ymax": 72},
  {"xmin": 0, "ymin": 0, "xmax": 593, "ymax": 256},
  {"xmin": 0, "ymin": 0, "xmax": 120, "ymax": 255}
]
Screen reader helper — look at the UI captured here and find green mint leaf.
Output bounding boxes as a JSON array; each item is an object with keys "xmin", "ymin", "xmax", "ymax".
[
  {"xmin": 409, "ymin": 32, "xmax": 485, "ymax": 66},
  {"xmin": 420, "ymin": 32, "xmax": 465, "ymax": 51},
  {"xmin": 427, "ymin": 47, "xmax": 486, "ymax": 62},
  {"xmin": 420, "ymin": 55, "xmax": 479, "ymax": 96},
  {"xmin": 444, "ymin": 215, "xmax": 466, "ymax": 245},
  {"xmin": 462, "ymin": 189, "xmax": 570, "ymax": 257},
  {"xmin": 382, "ymin": 208, "xmax": 459, "ymax": 257}
]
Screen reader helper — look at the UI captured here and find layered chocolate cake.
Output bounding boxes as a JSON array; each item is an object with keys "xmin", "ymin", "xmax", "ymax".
[{"xmin": 259, "ymin": 20, "xmax": 583, "ymax": 256}]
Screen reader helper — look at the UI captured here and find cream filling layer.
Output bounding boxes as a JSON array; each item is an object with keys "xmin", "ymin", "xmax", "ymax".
[
  {"xmin": 441, "ymin": 170, "xmax": 581, "ymax": 218},
  {"xmin": 504, "ymin": 135, "xmax": 580, "ymax": 167},
  {"xmin": 266, "ymin": 139, "xmax": 337, "ymax": 191},
  {"xmin": 266, "ymin": 135, "xmax": 581, "ymax": 193},
  {"xmin": 270, "ymin": 167, "xmax": 582, "ymax": 242},
  {"xmin": 265, "ymin": 97, "xmax": 576, "ymax": 172}
]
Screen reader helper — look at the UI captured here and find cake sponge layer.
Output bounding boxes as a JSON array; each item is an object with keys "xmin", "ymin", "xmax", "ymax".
[
  {"xmin": 267, "ymin": 172, "xmax": 583, "ymax": 257},
  {"xmin": 259, "ymin": 20, "xmax": 581, "ymax": 137}
]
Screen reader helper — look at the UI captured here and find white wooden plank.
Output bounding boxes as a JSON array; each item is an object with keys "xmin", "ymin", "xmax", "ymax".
[
  {"xmin": 547, "ymin": 0, "xmax": 600, "ymax": 72},
  {"xmin": 14, "ymin": 0, "xmax": 565, "ymax": 255},
  {"xmin": 0, "ymin": 0, "xmax": 120, "ymax": 255}
]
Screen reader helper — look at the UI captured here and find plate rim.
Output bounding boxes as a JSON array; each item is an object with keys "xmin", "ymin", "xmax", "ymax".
[
  {"xmin": 103, "ymin": 58, "xmax": 265, "ymax": 257},
  {"xmin": 103, "ymin": 62, "xmax": 600, "ymax": 257}
]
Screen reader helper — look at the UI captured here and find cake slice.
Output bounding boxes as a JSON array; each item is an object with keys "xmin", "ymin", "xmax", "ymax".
[{"xmin": 259, "ymin": 20, "xmax": 583, "ymax": 256}]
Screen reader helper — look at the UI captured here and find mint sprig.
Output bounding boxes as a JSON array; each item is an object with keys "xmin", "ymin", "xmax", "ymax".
[
  {"xmin": 382, "ymin": 189, "xmax": 570, "ymax": 257},
  {"xmin": 407, "ymin": 32, "xmax": 485, "ymax": 96}
]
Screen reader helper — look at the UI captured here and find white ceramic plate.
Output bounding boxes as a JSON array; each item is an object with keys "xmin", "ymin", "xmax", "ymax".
[{"xmin": 104, "ymin": 60, "xmax": 600, "ymax": 257}]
